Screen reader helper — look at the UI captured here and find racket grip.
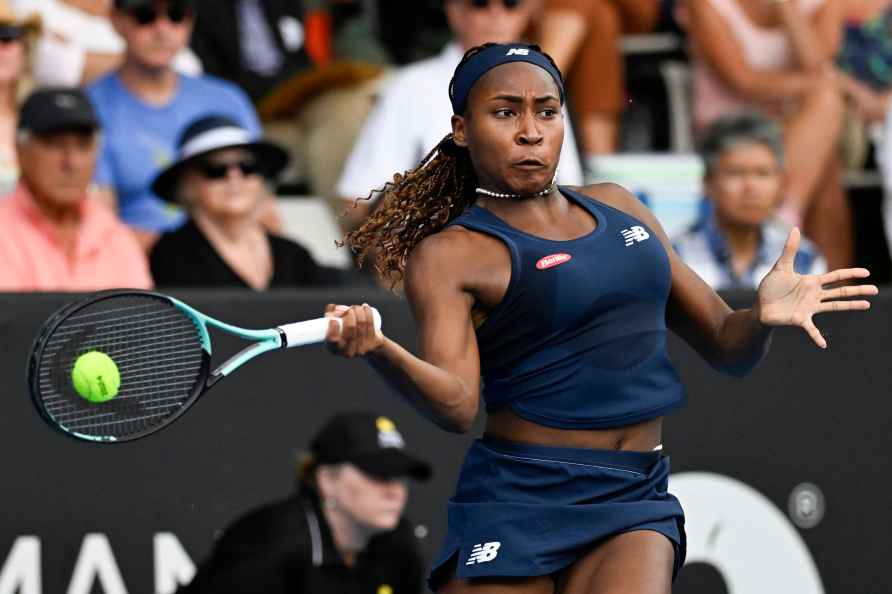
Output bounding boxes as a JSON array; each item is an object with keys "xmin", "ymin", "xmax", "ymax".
[{"xmin": 278, "ymin": 307, "xmax": 382, "ymax": 348}]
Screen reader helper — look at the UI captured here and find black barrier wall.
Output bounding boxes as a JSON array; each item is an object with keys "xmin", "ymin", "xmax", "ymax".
[{"xmin": 0, "ymin": 289, "xmax": 889, "ymax": 594}]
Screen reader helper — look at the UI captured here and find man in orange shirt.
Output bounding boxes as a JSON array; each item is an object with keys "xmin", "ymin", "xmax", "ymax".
[{"xmin": 0, "ymin": 87, "xmax": 152, "ymax": 291}]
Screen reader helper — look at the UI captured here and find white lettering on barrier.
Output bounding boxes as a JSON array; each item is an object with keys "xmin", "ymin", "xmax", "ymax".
[
  {"xmin": 0, "ymin": 533, "xmax": 196, "ymax": 594},
  {"xmin": 67, "ymin": 534, "xmax": 128, "ymax": 594},
  {"xmin": 154, "ymin": 533, "xmax": 195, "ymax": 594},
  {"xmin": 0, "ymin": 536, "xmax": 40, "ymax": 594}
]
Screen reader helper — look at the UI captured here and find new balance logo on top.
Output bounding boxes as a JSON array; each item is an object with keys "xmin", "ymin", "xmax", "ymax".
[
  {"xmin": 466, "ymin": 542, "xmax": 501, "ymax": 565},
  {"xmin": 506, "ymin": 48, "xmax": 530, "ymax": 56},
  {"xmin": 621, "ymin": 226, "xmax": 650, "ymax": 246}
]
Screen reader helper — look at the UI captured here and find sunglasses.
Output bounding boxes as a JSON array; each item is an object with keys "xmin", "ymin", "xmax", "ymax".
[
  {"xmin": 127, "ymin": 3, "xmax": 191, "ymax": 26},
  {"xmin": 0, "ymin": 27, "xmax": 24, "ymax": 44},
  {"xmin": 198, "ymin": 159, "xmax": 261, "ymax": 180},
  {"xmin": 469, "ymin": 0, "xmax": 522, "ymax": 9}
]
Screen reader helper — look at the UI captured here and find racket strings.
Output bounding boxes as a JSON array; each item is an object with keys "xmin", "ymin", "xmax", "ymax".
[{"xmin": 34, "ymin": 295, "xmax": 205, "ymax": 440}]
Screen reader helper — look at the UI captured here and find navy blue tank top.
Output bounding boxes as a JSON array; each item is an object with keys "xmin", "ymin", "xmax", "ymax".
[{"xmin": 447, "ymin": 186, "xmax": 686, "ymax": 429}]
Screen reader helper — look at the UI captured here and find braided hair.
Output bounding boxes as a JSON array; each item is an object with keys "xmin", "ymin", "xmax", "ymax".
[{"xmin": 341, "ymin": 43, "xmax": 562, "ymax": 289}]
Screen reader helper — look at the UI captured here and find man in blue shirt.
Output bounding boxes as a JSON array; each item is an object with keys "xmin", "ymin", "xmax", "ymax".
[
  {"xmin": 674, "ymin": 112, "xmax": 826, "ymax": 290},
  {"xmin": 88, "ymin": 0, "xmax": 261, "ymax": 247}
]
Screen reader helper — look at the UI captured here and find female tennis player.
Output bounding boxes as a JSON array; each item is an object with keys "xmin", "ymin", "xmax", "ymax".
[{"xmin": 325, "ymin": 43, "xmax": 877, "ymax": 594}]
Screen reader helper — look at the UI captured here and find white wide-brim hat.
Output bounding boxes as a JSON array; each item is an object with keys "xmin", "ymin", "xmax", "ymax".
[{"xmin": 151, "ymin": 114, "xmax": 289, "ymax": 202}]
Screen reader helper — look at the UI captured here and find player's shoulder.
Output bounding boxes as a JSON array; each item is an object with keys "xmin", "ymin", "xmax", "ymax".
[
  {"xmin": 409, "ymin": 222, "xmax": 486, "ymax": 266},
  {"xmin": 568, "ymin": 182, "xmax": 641, "ymax": 212},
  {"xmin": 567, "ymin": 182, "xmax": 665, "ymax": 229},
  {"xmin": 405, "ymin": 222, "xmax": 488, "ymax": 289}
]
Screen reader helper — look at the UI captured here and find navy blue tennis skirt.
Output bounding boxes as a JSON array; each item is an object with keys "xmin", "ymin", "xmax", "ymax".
[{"xmin": 428, "ymin": 436, "xmax": 686, "ymax": 590}]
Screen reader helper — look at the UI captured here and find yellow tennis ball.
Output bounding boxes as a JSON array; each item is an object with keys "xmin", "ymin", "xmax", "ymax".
[{"xmin": 71, "ymin": 351, "xmax": 121, "ymax": 403}]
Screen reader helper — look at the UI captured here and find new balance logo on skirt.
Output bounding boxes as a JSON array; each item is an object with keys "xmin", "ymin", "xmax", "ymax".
[
  {"xmin": 621, "ymin": 226, "xmax": 650, "ymax": 246},
  {"xmin": 466, "ymin": 542, "xmax": 501, "ymax": 565}
]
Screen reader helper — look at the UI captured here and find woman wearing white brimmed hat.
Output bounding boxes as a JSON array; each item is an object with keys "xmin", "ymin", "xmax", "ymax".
[
  {"xmin": 149, "ymin": 115, "xmax": 343, "ymax": 289},
  {"xmin": 0, "ymin": 0, "xmax": 39, "ymax": 195}
]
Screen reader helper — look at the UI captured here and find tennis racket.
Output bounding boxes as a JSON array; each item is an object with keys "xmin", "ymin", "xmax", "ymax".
[{"xmin": 27, "ymin": 289, "xmax": 381, "ymax": 443}]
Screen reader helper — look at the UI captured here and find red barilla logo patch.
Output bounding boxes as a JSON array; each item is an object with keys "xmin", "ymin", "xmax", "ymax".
[{"xmin": 536, "ymin": 253, "xmax": 572, "ymax": 270}]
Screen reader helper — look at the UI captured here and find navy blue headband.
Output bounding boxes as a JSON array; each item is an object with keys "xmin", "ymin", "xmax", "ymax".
[{"xmin": 449, "ymin": 43, "xmax": 564, "ymax": 115}]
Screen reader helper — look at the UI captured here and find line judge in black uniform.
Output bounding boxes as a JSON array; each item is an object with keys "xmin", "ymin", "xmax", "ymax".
[{"xmin": 178, "ymin": 412, "xmax": 432, "ymax": 594}]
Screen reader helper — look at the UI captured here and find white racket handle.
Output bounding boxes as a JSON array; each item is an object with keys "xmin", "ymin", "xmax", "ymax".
[{"xmin": 278, "ymin": 307, "xmax": 382, "ymax": 348}]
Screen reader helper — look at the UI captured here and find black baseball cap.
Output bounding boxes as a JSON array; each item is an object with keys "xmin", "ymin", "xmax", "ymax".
[
  {"xmin": 310, "ymin": 412, "xmax": 433, "ymax": 481},
  {"xmin": 18, "ymin": 88, "xmax": 99, "ymax": 136}
]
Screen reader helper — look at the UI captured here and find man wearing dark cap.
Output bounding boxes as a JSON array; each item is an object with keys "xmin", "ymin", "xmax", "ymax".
[
  {"xmin": 179, "ymin": 412, "xmax": 431, "ymax": 594},
  {"xmin": 0, "ymin": 88, "xmax": 152, "ymax": 291},
  {"xmin": 87, "ymin": 0, "xmax": 261, "ymax": 248}
]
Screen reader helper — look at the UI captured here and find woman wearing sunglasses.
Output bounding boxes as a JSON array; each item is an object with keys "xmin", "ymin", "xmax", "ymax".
[
  {"xmin": 149, "ymin": 115, "xmax": 340, "ymax": 289},
  {"xmin": 14, "ymin": 0, "xmax": 202, "ymax": 87},
  {"xmin": 0, "ymin": 1, "xmax": 39, "ymax": 196}
]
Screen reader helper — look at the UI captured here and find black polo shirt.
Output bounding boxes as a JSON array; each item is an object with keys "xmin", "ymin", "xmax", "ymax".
[{"xmin": 178, "ymin": 494, "xmax": 425, "ymax": 594}]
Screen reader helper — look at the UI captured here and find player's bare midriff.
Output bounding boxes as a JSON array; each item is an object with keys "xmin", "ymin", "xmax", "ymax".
[{"xmin": 485, "ymin": 407, "xmax": 663, "ymax": 452}]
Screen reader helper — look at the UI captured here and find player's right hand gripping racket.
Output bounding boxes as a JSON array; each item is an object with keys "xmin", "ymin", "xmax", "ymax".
[{"xmin": 28, "ymin": 290, "xmax": 381, "ymax": 443}]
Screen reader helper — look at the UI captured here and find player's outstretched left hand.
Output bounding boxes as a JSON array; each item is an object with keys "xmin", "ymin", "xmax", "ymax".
[{"xmin": 756, "ymin": 228, "xmax": 878, "ymax": 348}]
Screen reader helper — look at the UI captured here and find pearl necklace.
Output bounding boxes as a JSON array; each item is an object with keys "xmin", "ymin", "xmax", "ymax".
[{"xmin": 476, "ymin": 180, "xmax": 555, "ymax": 199}]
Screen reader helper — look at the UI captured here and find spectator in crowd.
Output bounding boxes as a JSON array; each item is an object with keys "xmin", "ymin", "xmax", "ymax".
[
  {"xmin": 150, "ymin": 115, "xmax": 342, "ymax": 289},
  {"xmin": 536, "ymin": 0, "xmax": 660, "ymax": 156},
  {"xmin": 190, "ymin": 0, "xmax": 392, "ymax": 105},
  {"xmin": 0, "ymin": 0, "xmax": 37, "ymax": 196},
  {"xmin": 12, "ymin": 0, "xmax": 201, "ymax": 88},
  {"xmin": 837, "ymin": 0, "xmax": 892, "ymax": 126},
  {"xmin": 188, "ymin": 0, "xmax": 314, "ymax": 103},
  {"xmin": 832, "ymin": 0, "xmax": 892, "ymax": 172},
  {"xmin": 335, "ymin": 0, "xmax": 585, "ymax": 232},
  {"xmin": 194, "ymin": 1, "xmax": 395, "ymax": 208},
  {"xmin": 0, "ymin": 88, "xmax": 152, "ymax": 291},
  {"xmin": 250, "ymin": 0, "xmax": 398, "ymax": 208},
  {"xmin": 680, "ymin": 0, "xmax": 851, "ymax": 271},
  {"xmin": 87, "ymin": 0, "xmax": 261, "ymax": 249},
  {"xmin": 674, "ymin": 112, "xmax": 826, "ymax": 290},
  {"xmin": 830, "ymin": 0, "xmax": 892, "ymax": 260},
  {"xmin": 179, "ymin": 412, "xmax": 431, "ymax": 594}
]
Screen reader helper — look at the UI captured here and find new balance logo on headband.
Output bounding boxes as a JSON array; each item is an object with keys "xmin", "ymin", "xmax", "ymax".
[
  {"xmin": 506, "ymin": 48, "xmax": 530, "ymax": 56},
  {"xmin": 466, "ymin": 542, "xmax": 501, "ymax": 565}
]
